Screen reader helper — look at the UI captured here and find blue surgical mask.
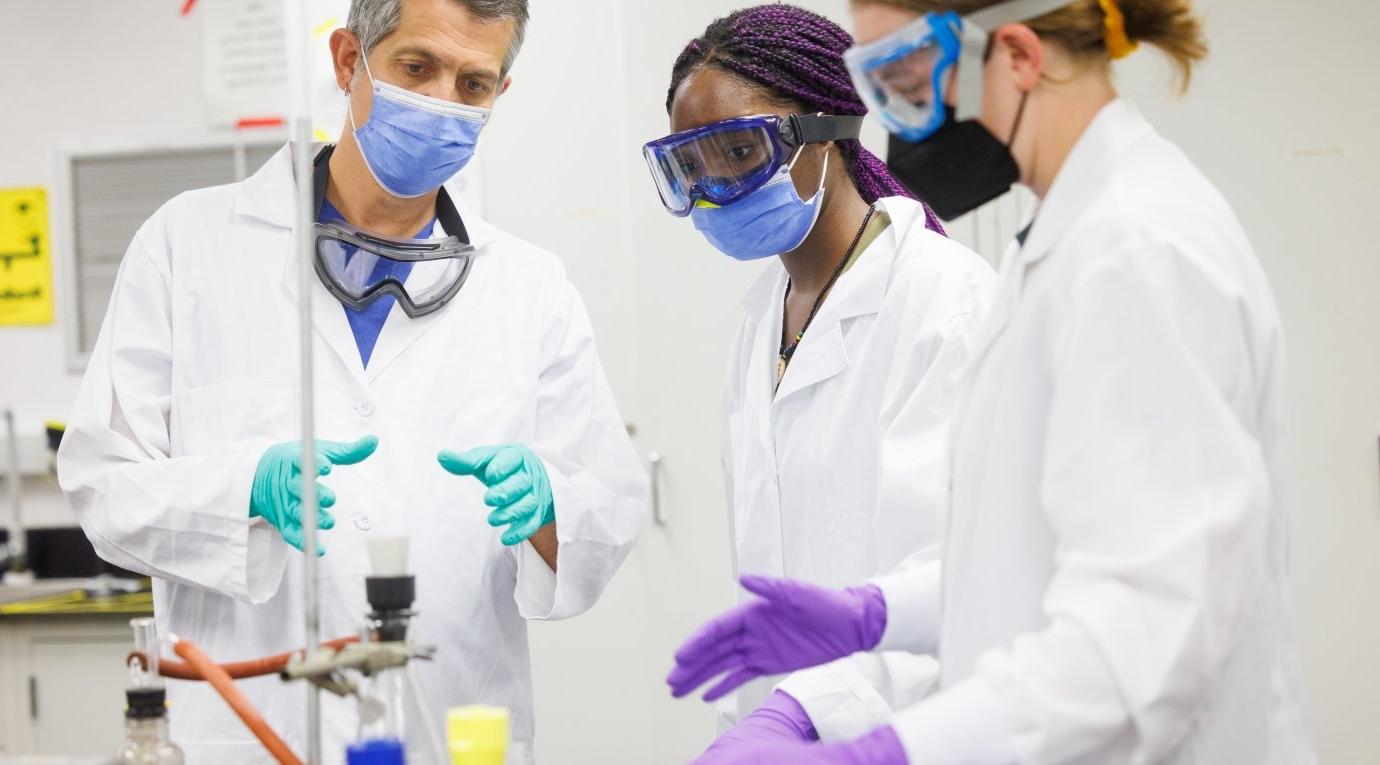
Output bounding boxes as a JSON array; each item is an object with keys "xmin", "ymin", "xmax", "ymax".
[
  {"xmin": 690, "ymin": 149, "xmax": 828, "ymax": 261},
  {"xmin": 349, "ymin": 56, "xmax": 491, "ymax": 198}
]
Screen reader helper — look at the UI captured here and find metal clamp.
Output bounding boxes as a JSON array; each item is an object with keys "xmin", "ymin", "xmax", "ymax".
[{"xmin": 281, "ymin": 641, "xmax": 435, "ymax": 698}]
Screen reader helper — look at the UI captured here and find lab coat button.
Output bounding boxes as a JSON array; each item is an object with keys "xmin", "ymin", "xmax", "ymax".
[{"xmin": 354, "ymin": 400, "xmax": 375, "ymax": 417}]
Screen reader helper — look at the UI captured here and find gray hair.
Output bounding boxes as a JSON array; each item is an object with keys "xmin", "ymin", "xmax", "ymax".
[{"xmin": 348, "ymin": 0, "xmax": 529, "ymax": 75}]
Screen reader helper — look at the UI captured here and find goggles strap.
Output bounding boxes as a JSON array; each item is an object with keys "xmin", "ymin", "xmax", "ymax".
[
  {"xmin": 782, "ymin": 114, "xmax": 864, "ymax": 147},
  {"xmin": 311, "ymin": 144, "xmax": 470, "ymax": 244},
  {"xmin": 955, "ymin": 0, "xmax": 1073, "ymax": 123},
  {"xmin": 955, "ymin": 16, "xmax": 990, "ymax": 123},
  {"xmin": 966, "ymin": 0, "xmax": 1072, "ymax": 30}
]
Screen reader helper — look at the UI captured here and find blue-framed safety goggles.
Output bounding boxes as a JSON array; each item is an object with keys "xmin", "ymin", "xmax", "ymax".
[
  {"xmin": 843, "ymin": 0, "xmax": 1073, "ymax": 141},
  {"xmin": 642, "ymin": 113, "xmax": 862, "ymax": 216}
]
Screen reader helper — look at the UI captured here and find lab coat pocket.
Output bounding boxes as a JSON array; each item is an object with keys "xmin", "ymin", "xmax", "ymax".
[{"xmin": 173, "ymin": 378, "xmax": 295, "ymax": 457}]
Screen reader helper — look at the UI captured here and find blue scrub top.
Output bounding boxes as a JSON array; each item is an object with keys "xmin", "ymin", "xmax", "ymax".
[{"xmin": 318, "ymin": 199, "xmax": 434, "ymax": 367}]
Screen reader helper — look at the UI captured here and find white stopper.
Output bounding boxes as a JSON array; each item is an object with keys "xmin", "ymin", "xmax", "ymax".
[{"xmin": 366, "ymin": 535, "xmax": 409, "ymax": 577}]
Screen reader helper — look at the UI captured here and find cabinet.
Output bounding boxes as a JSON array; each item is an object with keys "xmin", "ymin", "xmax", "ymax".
[{"xmin": 0, "ymin": 614, "xmax": 140, "ymax": 758}]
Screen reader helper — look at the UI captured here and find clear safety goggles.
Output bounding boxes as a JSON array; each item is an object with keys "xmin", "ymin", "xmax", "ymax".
[
  {"xmin": 843, "ymin": 0, "xmax": 1073, "ymax": 141},
  {"xmin": 642, "ymin": 113, "xmax": 862, "ymax": 216},
  {"xmin": 313, "ymin": 221, "xmax": 485, "ymax": 318}
]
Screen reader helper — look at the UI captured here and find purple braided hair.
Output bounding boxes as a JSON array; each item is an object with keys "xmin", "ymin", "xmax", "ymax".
[{"xmin": 667, "ymin": 3, "xmax": 945, "ymax": 235}]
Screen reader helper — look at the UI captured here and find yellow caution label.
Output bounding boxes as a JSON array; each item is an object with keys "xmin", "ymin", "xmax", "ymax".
[{"xmin": 0, "ymin": 187, "xmax": 54, "ymax": 326}]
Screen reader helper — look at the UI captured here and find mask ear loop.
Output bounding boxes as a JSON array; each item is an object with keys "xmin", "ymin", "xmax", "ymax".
[
  {"xmin": 1006, "ymin": 90, "xmax": 1029, "ymax": 147},
  {"xmin": 346, "ymin": 48, "xmax": 377, "ymax": 132},
  {"xmin": 783, "ymin": 142, "xmax": 831, "ymax": 205},
  {"xmin": 1001, "ymin": 89, "xmax": 1031, "ymax": 190}
]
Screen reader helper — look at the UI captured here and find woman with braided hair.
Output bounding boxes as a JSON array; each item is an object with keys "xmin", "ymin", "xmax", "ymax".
[
  {"xmin": 644, "ymin": 3, "xmax": 995, "ymax": 759},
  {"xmin": 668, "ymin": 1, "xmax": 1314, "ymax": 763}
]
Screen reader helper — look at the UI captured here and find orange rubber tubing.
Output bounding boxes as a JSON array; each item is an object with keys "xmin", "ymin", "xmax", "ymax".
[
  {"xmin": 173, "ymin": 638, "xmax": 304, "ymax": 765},
  {"xmin": 129, "ymin": 636, "xmax": 358, "ymax": 681}
]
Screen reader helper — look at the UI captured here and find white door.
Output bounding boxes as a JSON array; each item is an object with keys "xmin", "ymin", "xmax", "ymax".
[{"xmin": 30, "ymin": 633, "xmax": 131, "ymax": 756}]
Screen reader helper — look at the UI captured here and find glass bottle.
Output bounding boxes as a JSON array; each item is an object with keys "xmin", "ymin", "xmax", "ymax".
[
  {"xmin": 358, "ymin": 658, "xmax": 410, "ymax": 745},
  {"xmin": 357, "ymin": 551, "xmax": 422, "ymax": 762},
  {"xmin": 116, "ymin": 687, "xmax": 184, "ymax": 764}
]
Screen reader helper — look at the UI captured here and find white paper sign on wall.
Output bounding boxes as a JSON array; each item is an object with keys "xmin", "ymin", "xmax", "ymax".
[{"xmin": 200, "ymin": 0, "xmax": 350, "ymax": 139}]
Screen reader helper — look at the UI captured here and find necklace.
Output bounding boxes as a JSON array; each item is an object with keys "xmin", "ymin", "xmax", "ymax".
[{"xmin": 777, "ymin": 204, "xmax": 876, "ymax": 383}]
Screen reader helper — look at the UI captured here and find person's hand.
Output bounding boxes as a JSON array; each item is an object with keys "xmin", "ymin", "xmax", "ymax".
[
  {"xmin": 250, "ymin": 435, "xmax": 379, "ymax": 555},
  {"xmin": 668, "ymin": 576, "xmax": 887, "ymax": 701},
  {"xmin": 438, "ymin": 444, "xmax": 554, "ymax": 545},
  {"xmin": 690, "ymin": 725, "xmax": 907, "ymax": 765},
  {"xmin": 692, "ymin": 690, "xmax": 816, "ymax": 764}
]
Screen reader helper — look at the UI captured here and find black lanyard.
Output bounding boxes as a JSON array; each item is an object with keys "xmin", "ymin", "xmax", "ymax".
[{"xmin": 778, "ymin": 204, "xmax": 877, "ymax": 379}]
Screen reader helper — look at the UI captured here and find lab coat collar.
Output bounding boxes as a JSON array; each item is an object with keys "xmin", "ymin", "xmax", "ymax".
[
  {"xmin": 808, "ymin": 195, "xmax": 917, "ymax": 327},
  {"xmin": 238, "ymin": 143, "xmax": 501, "ymax": 243},
  {"xmin": 240, "ymin": 144, "xmax": 501, "ymax": 386},
  {"xmin": 355, "ymin": 189, "xmax": 501, "ymax": 382},
  {"xmin": 234, "ymin": 143, "xmax": 297, "ymax": 229},
  {"xmin": 747, "ymin": 196, "xmax": 916, "ymax": 405},
  {"xmin": 740, "ymin": 195, "xmax": 915, "ymax": 324},
  {"xmin": 359, "ymin": 233, "xmax": 449, "ymax": 383},
  {"xmin": 1016, "ymin": 98, "xmax": 1154, "ymax": 267},
  {"xmin": 965, "ymin": 99, "xmax": 1155, "ymax": 362}
]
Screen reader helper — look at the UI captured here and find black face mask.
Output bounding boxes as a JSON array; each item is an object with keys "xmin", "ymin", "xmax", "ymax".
[{"xmin": 886, "ymin": 96, "xmax": 1027, "ymax": 222}]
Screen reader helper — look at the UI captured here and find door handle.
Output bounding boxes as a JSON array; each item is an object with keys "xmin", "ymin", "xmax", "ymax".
[{"xmin": 648, "ymin": 451, "xmax": 665, "ymax": 528}]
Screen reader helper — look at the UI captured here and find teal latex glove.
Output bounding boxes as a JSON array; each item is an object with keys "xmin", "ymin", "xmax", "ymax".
[
  {"xmin": 250, "ymin": 435, "xmax": 379, "ymax": 556},
  {"xmin": 438, "ymin": 444, "xmax": 555, "ymax": 546}
]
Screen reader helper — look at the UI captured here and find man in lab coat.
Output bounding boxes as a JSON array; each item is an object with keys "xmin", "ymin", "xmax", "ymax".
[{"xmin": 56, "ymin": 1, "xmax": 647, "ymax": 762}]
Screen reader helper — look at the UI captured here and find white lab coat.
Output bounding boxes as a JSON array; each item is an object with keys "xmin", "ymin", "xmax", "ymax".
[
  {"xmin": 874, "ymin": 100, "xmax": 1315, "ymax": 764},
  {"xmin": 721, "ymin": 196, "xmax": 994, "ymax": 739},
  {"xmin": 57, "ymin": 145, "xmax": 648, "ymax": 765}
]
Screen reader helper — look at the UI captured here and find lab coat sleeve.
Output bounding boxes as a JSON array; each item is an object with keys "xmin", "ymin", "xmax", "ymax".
[
  {"xmin": 776, "ymin": 653, "xmax": 939, "ymax": 741},
  {"xmin": 780, "ymin": 276, "xmax": 990, "ymax": 741},
  {"xmin": 869, "ymin": 282, "xmax": 988, "ymax": 657},
  {"xmin": 871, "ymin": 558, "xmax": 941, "ymax": 655},
  {"xmin": 890, "ymin": 231, "xmax": 1274, "ymax": 764},
  {"xmin": 57, "ymin": 219, "xmax": 287, "ymax": 605},
  {"xmin": 513, "ymin": 276, "xmax": 648, "ymax": 620}
]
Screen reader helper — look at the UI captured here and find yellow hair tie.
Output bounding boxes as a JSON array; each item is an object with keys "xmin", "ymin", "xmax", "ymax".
[{"xmin": 1097, "ymin": 0, "xmax": 1139, "ymax": 59}]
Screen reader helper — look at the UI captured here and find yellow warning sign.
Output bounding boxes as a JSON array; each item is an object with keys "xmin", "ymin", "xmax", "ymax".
[{"xmin": 0, "ymin": 187, "xmax": 53, "ymax": 326}]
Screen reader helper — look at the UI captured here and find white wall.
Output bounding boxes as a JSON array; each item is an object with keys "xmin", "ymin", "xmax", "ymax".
[
  {"xmin": 0, "ymin": 0, "xmax": 1376, "ymax": 762},
  {"xmin": 0, "ymin": 0, "xmax": 213, "ymax": 526}
]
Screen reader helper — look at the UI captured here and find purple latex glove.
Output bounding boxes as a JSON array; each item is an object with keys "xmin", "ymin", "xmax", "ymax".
[
  {"xmin": 668, "ymin": 576, "xmax": 887, "ymax": 701},
  {"xmin": 694, "ymin": 690, "xmax": 818, "ymax": 764},
  {"xmin": 689, "ymin": 725, "xmax": 907, "ymax": 765}
]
